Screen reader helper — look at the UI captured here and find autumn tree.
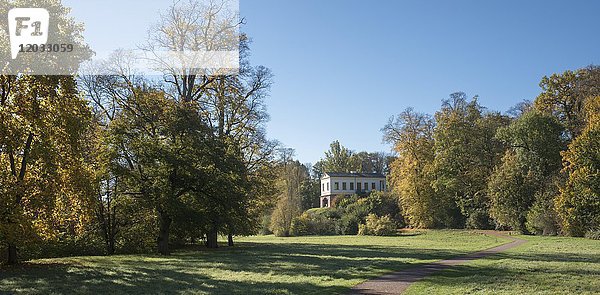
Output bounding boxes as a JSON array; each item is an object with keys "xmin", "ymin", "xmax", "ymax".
[
  {"xmin": 383, "ymin": 108, "xmax": 458, "ymax": 228},
  {"xmin": 534, "ymin": 66, "xmax": 600, "ymax": 139},
  {"xmin": 269, "ymin": 149, "xmax": 307, "ymax": 236},
  {"xmin": 0, "ymin": 76, "xmax": 96, "ymax": 264},
  {"xmin": 0, "ymin": 0, "xmax": 94, "ymax": 264},
  {"xmin": 555, "ymin": 96, "xmax": 600, "ymax": 236}
]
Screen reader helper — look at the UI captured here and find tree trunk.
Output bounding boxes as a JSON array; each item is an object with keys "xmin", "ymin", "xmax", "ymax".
[
  {"xmin": 206, "ymin": 225, "xmax": 218, "ymax": 248},
  {"xmin": 108, "ymin": 237, "xmax": 115, "ymax": 255},
  {"xmin": 228, "ymin": 234, "xmax": 234, "ymax": 247},
  {"xmin": 7, "ymin": 243, "xmax": 17, "ymax": 265},
  {"xmin": 157, "ymin": 211, "xmax": 172, "ymax": 255}
]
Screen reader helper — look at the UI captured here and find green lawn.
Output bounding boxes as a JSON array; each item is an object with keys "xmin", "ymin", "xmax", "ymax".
[
  {"xmin": 405, "ymin": 235, "xmax": 600, "ymax": 295},
  {"xmin": 0, "ymin": 230, "xmax": 503, "ymax": 294}
]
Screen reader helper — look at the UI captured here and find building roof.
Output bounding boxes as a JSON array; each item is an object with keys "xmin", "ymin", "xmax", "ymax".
[{"xmin": 323, "ymin": 172, "xmax": 386, "ymax": 179}]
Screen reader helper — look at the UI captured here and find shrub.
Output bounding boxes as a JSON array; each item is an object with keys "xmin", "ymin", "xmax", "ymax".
[
  {"xmin": 526, "ymin": 189, "xmax": 560, "ymax": 235},
  {"xmin": 290, "ymin": 214, "xmax": 311, "ymax": 236},
  {"xmin": 358, "ymin": 214, "xmax": 397, "ymax": 236},
  {"xmin": 338, "ymin": 198, "xmax": 371, "ymax": 235},
  {"xmin": 465, "ymin": 209, "xmax": 493, "ymax": 230},
  {"xmin": 334, "ymin": 194, "xmax": 361, "ymax": 209},
  {"xmin": 585, "ymin": 229, "xmax": 600, "ymax": 240},
  {"xmin": 290, "ymin": 209, "xmax": 338, "ymax": 236}
]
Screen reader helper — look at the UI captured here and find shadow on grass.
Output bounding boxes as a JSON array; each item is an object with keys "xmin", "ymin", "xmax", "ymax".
[
  {"xmin": 408, "ymin": 249, "xmax": 600, "ymax": 294},
  {"xmin": 0, "ymin": 242, "xmax": 475, "ymax": 295}
]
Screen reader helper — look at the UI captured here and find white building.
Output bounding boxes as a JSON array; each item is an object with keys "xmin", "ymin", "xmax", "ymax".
[{"xmin": 320, "ymin": 172, "xmax": 387, "ymax": 208}]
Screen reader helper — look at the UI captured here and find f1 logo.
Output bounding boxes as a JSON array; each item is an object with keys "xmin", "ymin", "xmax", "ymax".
[{"xmin": 8, "ymin": 8, "xmax": 49, "ymax": 59}]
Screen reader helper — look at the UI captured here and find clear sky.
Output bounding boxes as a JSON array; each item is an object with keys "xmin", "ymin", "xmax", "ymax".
[{"xmin": 63, "ymin": 0, "xmax": 600, "ymax": 164}]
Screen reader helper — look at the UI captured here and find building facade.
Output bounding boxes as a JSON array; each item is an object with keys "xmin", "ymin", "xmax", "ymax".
[{"xmin": 320, "ymin": 172, "xmax": 386, "ymax": 208}]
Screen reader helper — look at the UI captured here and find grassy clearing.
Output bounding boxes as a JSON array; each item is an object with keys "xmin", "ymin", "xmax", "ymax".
[
  {"xmin": 405, "ymin": 235, "xmax": 600, "ymax": 295},
  {"xmin": 0, "ymin": 230, "xmax": 502, "ymax": 294}
]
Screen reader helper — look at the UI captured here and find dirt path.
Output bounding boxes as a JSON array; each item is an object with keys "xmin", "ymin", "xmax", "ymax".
[{"xmin": 348, "ymin": 231, "xmax": 526, "ymax": 295}]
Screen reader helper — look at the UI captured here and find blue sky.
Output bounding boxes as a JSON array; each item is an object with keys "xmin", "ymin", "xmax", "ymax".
[{"xmin": 64, "ymin": 0, "xmax": 600, "ymax": 164}]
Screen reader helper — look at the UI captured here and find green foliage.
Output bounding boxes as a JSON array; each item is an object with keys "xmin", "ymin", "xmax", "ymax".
[
  {"xmin": 269, "ymin": 199, "xmax": 295, "ymax": 237},
  {"xmin": 290, "ymin": 209, "xmax": 338, "ymax": 236},
  {"xmin": 259, "ymin": 213, "xmax": 273, "ymax": 235},
  {"xmin": 314, "ymin": 141, "xmax": 392, "ymax": 175},
  {"xmin": 338, "ymin": 198, "xmax": 372, "ymax": 235},
  {"xmin": 287, "ymin": 192, "xmax": 402, "ymax": 236},
  {"xmin": 489, "ymin": 111, "xmax": 565, "ymax": 232},
  {"xmin": 320, "ymin": 141, "xmax": 358, "ymax": 173},
  {"xmin": 432, "ymin": 93, "xmax": 509, "ymax": 229},
  {"xmin": 358, "ymin": 214, "xmax": 397, "ymax": 236},
  {"xmin": 488, "ymin": 151, "xmax": 539, "ymax": 232},
  {"xmin": 526, "ymin": 188, "xmax": 560, "ymax": 235}
]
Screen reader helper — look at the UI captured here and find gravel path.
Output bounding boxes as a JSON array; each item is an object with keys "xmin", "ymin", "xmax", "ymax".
[{"xmin": 348, "ymin": 231, "xmax": 526, "ymax": 295}]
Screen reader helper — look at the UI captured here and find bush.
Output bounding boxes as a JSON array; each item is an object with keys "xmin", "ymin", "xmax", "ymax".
[
  {"xmin": 290, "ymin": 209, "xmax": 338, "ymax": 236},
  {"xmin": 338, "ymin": 198, "xmax": 371, "ymax": 235},
  {"xmin": 358, "ymin": 214, "xmax": 397, "ymax": 236},
  {"xmin": 290, "ymin": 214, "xmax": 311, "ymax": 236},
  {"xmin": 526, "ymin": 188, "xmax": 560, "ymax": 235},
  {"xmin": 334, "ymin": 194, "xmax": 361, "ymax": 209},
  {"xmin": 584, "ymin": 229, "xmax": 600, "ymax": 240}
]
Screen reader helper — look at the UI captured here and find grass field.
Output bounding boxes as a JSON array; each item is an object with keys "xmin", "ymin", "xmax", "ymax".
[
  {"xmin": 0, "ymin": 230, "xmax": 503, "ymax": 294},
  {"xmin": 405, "ymin": 235, "xmax": 600, "ymax": 295}
]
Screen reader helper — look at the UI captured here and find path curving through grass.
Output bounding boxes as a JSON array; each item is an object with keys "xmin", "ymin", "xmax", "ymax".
[{"xmin": 349, "ymin": 231, "xmax": 524, "ymax": 295}]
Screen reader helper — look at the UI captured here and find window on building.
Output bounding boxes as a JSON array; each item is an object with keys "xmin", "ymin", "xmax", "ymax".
[
  {"xmin": 342, "ymin": 182, "xmax": 347, "ymax": 190},
  {"xmin": 327, "ymin": 182, "xmax": 329, "ymax": 191},
  {"xmin": 335, "ymin": 182, "xmax": 339, "ymax": 190},
  {"xmin": 350, "ymin": 182, "xmax": 354, "ymax": 190},
  {"xmin": 380, "ymin": 180, "xmax": 384, "ymax": 190},
  {"xmin": 364, "ymin": 182, "xmax": 368, "ymax": 191},
  {"xmin": 372, "ymin": 182, "xmax": 376, "ymax": 190},
  {"xmin": 357, "ymin": 182, "xmax": 362, "ymax": 191}
]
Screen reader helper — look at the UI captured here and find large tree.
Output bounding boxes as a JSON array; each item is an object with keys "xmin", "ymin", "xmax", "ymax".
[
  {"xmin": 488, "ymin": 111, "xmax": 565, "ymax": 232},
  {"xmin": 0, "ymin": 76, "xmax": 95, "ymax": 264},
  {"xmin": 383, "ymin": 108, "xmax": 458, "ymax": 228},
  {"xmin": 106, "ymin": 86, "xmax": 217, "ymax": 255},
  {"xmin": 269, "ymin": 149, "xmax": 307, "ymax": 236},
  {"xmin": 555, "ymin": 96, "xmax": 600, "ymax": 236},
  {"xmin": 431, "ymin": 93, "xmax": 509, "ymax": 228},
  {"xmin": 534, "ymin": 66, "xmax": 600, "ymax": 139},
  {"xmin": 0, "ymin": 0, "xmax": 93, "ymax": 264},
  {"xmin": 318, "ymin": 141, "xmax": 358, "ymax": 173},
  {"xmin": 147, "ymin": 0, "xmax": 276, "ymax": 248}
]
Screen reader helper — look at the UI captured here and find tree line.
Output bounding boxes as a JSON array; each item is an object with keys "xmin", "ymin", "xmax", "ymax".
[
  {"xmin": 384, "ymin": 66, "xmax": 600, "ymax": 237},
  {"xmin": 1, "ymin": 0, "xmax": 279, "ymax": 265}
]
